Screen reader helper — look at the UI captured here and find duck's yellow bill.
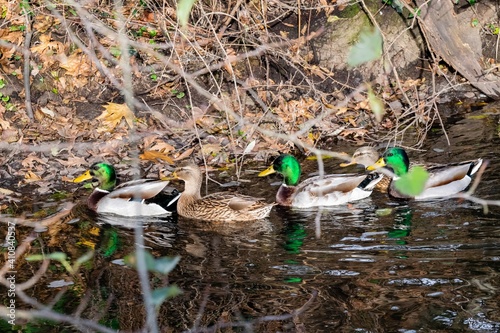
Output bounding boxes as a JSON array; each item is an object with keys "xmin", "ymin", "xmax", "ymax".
[
  {"xmin": 306, "ymin": 155, "xmax": 333, "ymax": 161},
  {"xmin": 258, "ymin": 165, "xmax": 276, "ymax": 177},
  {"xmin": 366, "ymin": 157, "xmax": 386, "ymax": 171},
  {"xmin": 73, "ymin": 170, "xmax": 92, "ymax": 183},
  {"xmin": 160, "ymin": 172, "xmax": 179, "ymax": 180},
  {"xmin": 161, "ymin": 171, "xmax": 178, "ymax": 181}
]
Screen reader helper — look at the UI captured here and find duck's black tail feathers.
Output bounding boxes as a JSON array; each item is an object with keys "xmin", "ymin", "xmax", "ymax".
[{"xmin": 358, "ymin": 172, "xmax": 383, "ymax": 190}]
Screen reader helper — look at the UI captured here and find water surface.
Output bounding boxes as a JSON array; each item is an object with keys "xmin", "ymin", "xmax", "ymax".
[{"xmin": 1, "ymin": 105, "xmax": 499, "ymax": 332}]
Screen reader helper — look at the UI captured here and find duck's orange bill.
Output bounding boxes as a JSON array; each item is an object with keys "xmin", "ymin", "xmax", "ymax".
[
  {"xmin": 339, "ymin": 160, "xmax": 356, "ymax": 167},
  {"xmin": 73, "ymin": 170, "xmax": 92, "ymax": 183},
  {"xmin": 258, "ymin": 165, "xmax": 276, "ymax": 177},
  {"xmin": 366, "ymin": 157, "xmax": 386, "ymax": 171}
]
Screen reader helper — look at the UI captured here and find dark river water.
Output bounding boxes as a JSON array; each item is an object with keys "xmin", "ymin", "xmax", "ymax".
[{"xmin": 1, "ymin": 105, "xmax": 500, "ymax": 332}]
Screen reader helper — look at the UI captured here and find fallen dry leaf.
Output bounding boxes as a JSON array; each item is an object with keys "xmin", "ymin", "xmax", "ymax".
[
  {"xmin": 142, "ymin": 135, "xmax": 160, "ymax": 148},
  {"xmin": 33, "ymin": 15, "xmax": 57, "ymax": 33},
  {"xmin": 174, "ymin": 147, "xmax": 194, "ymax": 161},
  {"xmin": 140, "ymin": 150, "xmax": 174, "ymax": 164},
  {"xmin": 22, "ymin": 154, "xmax": 48, "ymax": 168},
  {"xmin": 0, "ymin": 111, "xmax": 11, "ymax": 129},
  {"xmin": 340, "ymin": 128, "xmax": 368, "ymax": 138},
  {"xmin": 201, "ymin": 143, "xmax": 222, "ymax": 156},
  {"xmin": 61, "ymin": 176, "xmax": 74, "ymax": 182},
  {"xmin": 59, "ymin": 52, "xmax": 93, "ymax": 77},
  {"xmin": 56, "ymin": 155, "xmax": 88, "ymax": 168},
  {"xmin": 0, "ymin": 187, "xmax": 16, "ymax": 195},
  {"xmin": 149, "ymin": 141, "xmax": 176, "ymax": 152},
  {"xmin": 97, "ymin": 103, "xmax": 135, "ymax": 131},
  {"xmin": 1, "ymin": 128, "xmax": 18, "ymax": 142},
  {"xmin": 0, "ymin": 29, "xmax": 24, "ymax": 47},
  {"xmin": 24, "ymin": 170, "xmax": 42, "ymax": 182},
  {"xmin": 30, "ymin": 33, "xmax": 65, "ymax": 66},
  {"xmin": 40, "ymin": 107, "xmax": 55, "ymax": 117}
]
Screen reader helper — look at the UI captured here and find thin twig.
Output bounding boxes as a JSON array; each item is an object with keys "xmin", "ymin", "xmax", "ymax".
[
  {"xmin": 0, "ymin": 306, "xmax": 117, "ymax": 333},
  {"xmin": 22, "ymin": 5, "xmax": 34, "ymax": 121},
  {"xmin": 449, "ymin": 160, "xmax": 496, "ymax": 213},
  {"xmin": 185, "ymin": 290, "xmax": 318, "ymax": 332}
]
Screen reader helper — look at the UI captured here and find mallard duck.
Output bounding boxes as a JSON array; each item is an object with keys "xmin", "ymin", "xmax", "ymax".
[
  {"xmin": 366, "ymin": 147, "xmax": 483, "ymax": 200},
  {"xmin": 339, "ymin": 146, "xmax": 381, "ymax": 168},
  {"xmin": 169, "ymin": 163, "xmax": 275, "ymax": 222},
  {"xmin": 339, "ymin": 147, "xmax": 391, "ymax": 193},
  {"xmin": 258, "ymin": 154, "xmax": 383, "ymax": 208},
  {"xmin": 74, "ymin": 162, "xmax": 179, "ymax": 216}
]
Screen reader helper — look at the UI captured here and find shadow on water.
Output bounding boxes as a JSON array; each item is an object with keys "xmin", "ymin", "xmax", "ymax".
[{"xmin": 1, "ymin": 103, "xmax": 500, "ymax": 332}]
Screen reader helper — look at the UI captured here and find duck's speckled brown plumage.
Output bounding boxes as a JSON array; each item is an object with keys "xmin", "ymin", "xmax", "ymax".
[
  {"xmin": 375, "ymin": 175, "xmax": 391, "ymax": 193},
  {"xmin": 173, "ymin": 164, "xmax": 275, "ymax": 222},
  {"xmin": 340, "ymin": 147, "xmax": 391, "ymax": 193}
]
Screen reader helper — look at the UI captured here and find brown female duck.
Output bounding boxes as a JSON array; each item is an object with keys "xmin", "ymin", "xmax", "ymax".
[{"xmin": 170, "ymin": 163, "xmax": 275, "ymax": 221}]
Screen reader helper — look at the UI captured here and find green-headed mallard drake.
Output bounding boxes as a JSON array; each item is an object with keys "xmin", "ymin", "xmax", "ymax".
[
  {"xmin": 339, "ymin": 147, "xmax": 391, "ymax": 193},
  {"xmin": 258, "ymin": 154, "xmax": 383, "ymax": 208},
  {"xmin": 74, "ymin": 162, "xmax": 178, "ymax": 216},
  {"xmin": 366, "ymin": 147, "xmax": 483, "ymax": 200},
  {"xmin": 170, "ymin": 163, "xmax": 275, "ymax": 222}
]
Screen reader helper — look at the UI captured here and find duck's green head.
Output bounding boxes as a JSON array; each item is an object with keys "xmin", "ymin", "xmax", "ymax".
[
  {"xmin": 74, "ymin": 162, "xmax": 117, "ymax": 191},
  {"xmin": 258, "ymin": 154, "xmax": 301, "ymax": 186},
  {"xmin": 367, "ymin": 147, "xmax": 409, "ymax": 176}
]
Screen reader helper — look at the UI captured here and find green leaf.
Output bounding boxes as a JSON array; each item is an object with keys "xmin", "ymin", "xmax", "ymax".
[
  {"xmin": 47, "ymin": 252, "xmax": 68, "ymax": 261},
  {"xmin": 75, "ymin": 251, "xmax": 95, "ymax": 266},
  {"xmin": 125, "ymin": 251, "xmax": 180, "ymax": 275},
  {"xmin": 151, "ymin": 286, "xmax": 182, "ymax": 307},
  {"xmin": 388, "ymin": 0, "xmax": 404, "ymax": 13},
  {"xmin": 348, "ymin": 28, "xmax": 382, "ymax": 67},
  {"xmin": 393, "ymin": 166, "xmax": 429, "ymax": 196},
  {"xmin": 367, "ymin": 85, "xmax": 385, "ymax": 123},
  {"xmin": 375, "ymin": 208, "xmax": 393, "ymax": 216},
  {"xmin": 110, "ymin": 46, "xmax": 122, "ymax": 57},
  {"xmin": 25, "ymin": 254, "xmax": 45, "ymax": 261},
  {"xmin": 125, "ymin": 251, "xmax": 154, "ymax": 270},
  {"xmin": 26, "ymin": 252, "xmax": 75, "ymax": 273},
  {"xmin": 177, "ymin": 0, "xmax": 197, "ymax": 28},
  {"xmin": 152, "ymin": 256, "xmax": 181, "ymax": 275},
  {"xmin": 408, "ymin": 8, "xmax": 421, "ymax": 19}
]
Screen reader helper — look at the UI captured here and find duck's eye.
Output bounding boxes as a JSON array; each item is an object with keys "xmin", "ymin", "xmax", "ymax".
[{"xmin": 387, "ymin": 153, "xmax": 393, "ymax": 157}]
